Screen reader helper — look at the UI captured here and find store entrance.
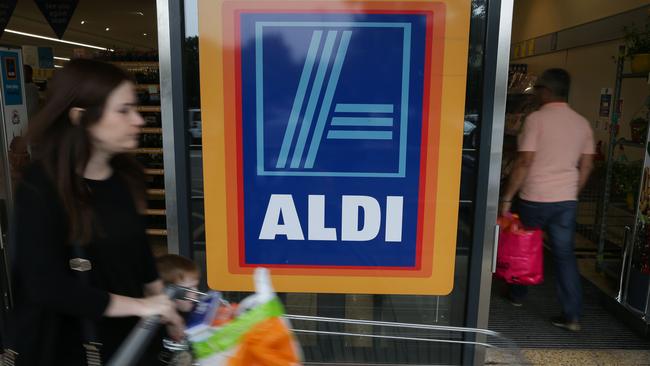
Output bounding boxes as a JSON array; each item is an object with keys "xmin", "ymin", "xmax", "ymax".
[
  {"xmin": 486, "ymin": 2, "xmax": 650, "ymax": 355},
  {"xmin": 0, "ymin": 0, "xmax": 181, "ymax": 352}
]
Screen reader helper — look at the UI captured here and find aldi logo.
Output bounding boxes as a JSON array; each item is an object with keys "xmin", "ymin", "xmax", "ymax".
[
  {"xmin": 200, "ymin": 0, "xmax": 469, "ymax": 295},
  {"xmin": 254, "ymin": 23, "xmax": 413, "ymax": 178}
]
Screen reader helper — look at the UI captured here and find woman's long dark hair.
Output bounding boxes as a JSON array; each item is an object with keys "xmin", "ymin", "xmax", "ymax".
[{"xmin": 28, "ymin": 59, "xmax": 146, "ymax": 244}]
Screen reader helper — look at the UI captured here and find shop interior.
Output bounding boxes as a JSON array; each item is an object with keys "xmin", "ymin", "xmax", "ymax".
[
  {"xmin": 0, "ymin": 0, "xmax": 178, "ymax": 257},
  {"xmin": 488, "ymin": 0, "xmax": 650, "ymax": 352}
]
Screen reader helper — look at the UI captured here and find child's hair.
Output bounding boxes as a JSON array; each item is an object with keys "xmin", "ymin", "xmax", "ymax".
[{"xmin": 156, "ymin": 254, "xmax": 200, "ymax": 285}]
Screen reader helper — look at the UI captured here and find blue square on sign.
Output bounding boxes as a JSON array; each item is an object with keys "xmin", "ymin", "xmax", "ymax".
[
  {"xmin": 249, "ymin": 18, "xmax": 415, "ymax": 178},
  {"xmin": 239, "ymin": 13, "xmax": 427, "ymax": 268}
]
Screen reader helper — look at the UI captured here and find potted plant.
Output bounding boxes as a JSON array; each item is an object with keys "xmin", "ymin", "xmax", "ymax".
[{"xmin": 624, "ymin": 16, "xmax": 650, "ymax": 73}]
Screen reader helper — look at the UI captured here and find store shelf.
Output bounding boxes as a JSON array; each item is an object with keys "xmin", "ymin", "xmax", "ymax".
[
  {"xmin": 133, "ymin": 147, "xmax": 163, "ymax": 154},
  {"xmin": 622, "ymin": 72, "xmax": 650, "ymax": 79},
  {"xmin": 112, "ymin": 61, "xmax": 159, "ymax": 68},
  {"xmin": 144, "ymin": 168, "xmax": 164, "ymax": 175},
  {"xmin": 137, "ymin": 106, "xmax": 161, "ymax": 113},
  {"xmin": 616, "ymin": 139, "xmax": 645, "ymax": 148},
  {"xmin": 146, "ymin": 228, "xmax": 168, "ymax": 236},
  {"xmin": 140, "ymin": 127, "xmax": 162, "ymax": 134},
  {"xmin": 111, "ymin": 61, "xmax": 167, "ymax": 240}
]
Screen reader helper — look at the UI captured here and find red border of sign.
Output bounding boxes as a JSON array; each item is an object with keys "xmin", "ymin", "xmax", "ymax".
[{"xmin": 221, "ymin": 1, "xmax": 446, "ymax": 277}]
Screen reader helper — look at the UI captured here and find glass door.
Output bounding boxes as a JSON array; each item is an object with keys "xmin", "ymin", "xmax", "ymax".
[{"xmin": 164, "ymin": 0, "xmax": 512, "ymax": 364}]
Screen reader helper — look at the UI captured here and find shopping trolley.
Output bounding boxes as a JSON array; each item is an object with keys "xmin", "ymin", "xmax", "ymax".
[{"xmin": 108, "ymin": 287, "xmax": 528, "ymax": 366}]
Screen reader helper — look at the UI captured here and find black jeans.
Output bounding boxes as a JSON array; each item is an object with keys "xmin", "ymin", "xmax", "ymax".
[{"xmin": 510, "ymin": 199, "xmax": 582, "ymax": 321}]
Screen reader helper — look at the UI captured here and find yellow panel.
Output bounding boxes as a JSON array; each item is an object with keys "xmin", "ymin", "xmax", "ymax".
[{"xmin": 199, "ymin": 0, "xmax": 471, "ymax": 295}]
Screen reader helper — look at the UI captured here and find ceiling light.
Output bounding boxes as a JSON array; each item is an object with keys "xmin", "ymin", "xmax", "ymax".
[
  {"xmin": 54, "ymin": 65, "xmax": 63, "ymax": 68},
  {"xmin": 4, "ymin": 29, "xmax": 113, "ymax": 51},
  {"xmin": 105, "ymin": 27, "xmax": 110, "ymax": 31},
  {"xmin": 143, "ymin": 33, "xmax": 147, "ymax": 36},
  {"xmin": 54, "ymin": 56, "xmax": 70, "ymax": 61},
  {"xmin": 80, "ymin": 20, "xmax": 86, "ymax": 24}
]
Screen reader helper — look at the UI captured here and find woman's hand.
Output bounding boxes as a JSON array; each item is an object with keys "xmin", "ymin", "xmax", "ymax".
[
  {"xmin": 139, "ymin": 294, "xmax": 185, "ymax": 338},
  {"xmin": 105, "ymin": 293, "xmax": 185, "ymax": 340}
]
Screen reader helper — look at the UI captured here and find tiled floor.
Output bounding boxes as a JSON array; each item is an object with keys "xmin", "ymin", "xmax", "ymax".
[{"xmin": 486, "ymin": 348, "xmax": 650, "ymax": 365}]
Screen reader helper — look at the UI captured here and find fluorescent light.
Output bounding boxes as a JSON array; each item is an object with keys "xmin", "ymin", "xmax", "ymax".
[
  {"xmin": 4, "ymin": 29, "xmax": 114, "ymax": 51},
  {"xmin": 54, "ymin": 65, "xmax": 63, "ymax": 68},
  {"xmin": 54, "ymin": 56, "xmax": 70, "ymax": 61}
]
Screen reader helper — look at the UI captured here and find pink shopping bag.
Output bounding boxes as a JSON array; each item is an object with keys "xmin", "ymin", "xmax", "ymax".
[{"xmin": 494, "ymin": 214, "xmax": 544, "ymax": 285}]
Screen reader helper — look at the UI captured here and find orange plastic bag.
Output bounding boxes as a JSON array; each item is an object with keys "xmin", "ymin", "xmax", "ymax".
[
  {"xmin": 228, "ymin": 317, "xmax": 301, "ymax": 366},
  {"xmin": 190, "ymin": 269, "xmax": 302, "ymax": 365}
]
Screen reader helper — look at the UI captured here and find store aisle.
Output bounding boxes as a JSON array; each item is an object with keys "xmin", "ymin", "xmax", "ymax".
[{"xmin": 488, "ymin": 254, "xmax": 649, "ymax": 349}]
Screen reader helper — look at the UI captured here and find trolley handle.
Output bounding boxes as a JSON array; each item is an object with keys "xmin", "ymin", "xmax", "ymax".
[{"xmin": 106, "ymin": 285, "xmax": 186, "ymax": 366}]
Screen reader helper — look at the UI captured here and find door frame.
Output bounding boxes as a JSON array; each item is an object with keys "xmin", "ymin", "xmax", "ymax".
[{"xmin": 463, "ymin": 0, "xmax": 513, "ymax": 364}]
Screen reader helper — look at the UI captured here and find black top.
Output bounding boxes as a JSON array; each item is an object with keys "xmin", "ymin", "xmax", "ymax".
[{"xmin": 11, "ymin": 163, "xmax": 159, "ymax": 365}]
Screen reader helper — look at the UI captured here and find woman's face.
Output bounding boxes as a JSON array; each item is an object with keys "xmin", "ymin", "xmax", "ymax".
[{"xmin": 87, "ymin": 81, "xmax": 144, "ymax": 155}]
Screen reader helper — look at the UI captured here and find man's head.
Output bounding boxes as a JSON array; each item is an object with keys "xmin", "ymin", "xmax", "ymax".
[
  {"xmin": 534, "ymin": 68, "xmax": 570, "ymax": 104},
  {"xmin": 23, "ymin": 64, "xmax": 34, "ymax": 83}
]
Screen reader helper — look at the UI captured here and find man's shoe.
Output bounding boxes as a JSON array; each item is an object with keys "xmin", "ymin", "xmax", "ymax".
[
  {"xmin": 506, "ymin": 295, "xmax": 523, "ymax": 307},
  {"xmin": 550, "ymin": 316, "xmax": 580, "ymax": 331}
]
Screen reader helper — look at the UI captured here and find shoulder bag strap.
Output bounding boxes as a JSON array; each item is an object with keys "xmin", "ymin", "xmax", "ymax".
[{"xmin": 70, "ymin": 244, "xmax": 103, "ymax": 366}]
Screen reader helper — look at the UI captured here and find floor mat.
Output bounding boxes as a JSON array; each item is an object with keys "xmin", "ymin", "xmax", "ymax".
[{"xmin": 488, "ymin": 260, "xmax": 649, "ymax": 349}]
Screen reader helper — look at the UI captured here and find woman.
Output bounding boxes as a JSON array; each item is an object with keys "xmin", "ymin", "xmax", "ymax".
[{"xmin": 10, "ymin": 59, "xmax": 183, "ymax": 365}]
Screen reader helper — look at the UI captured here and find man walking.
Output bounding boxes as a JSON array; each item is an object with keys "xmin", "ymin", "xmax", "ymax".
[{"xmin": 500, "ymin": 68, "xmax": 595, "ymax": 331}]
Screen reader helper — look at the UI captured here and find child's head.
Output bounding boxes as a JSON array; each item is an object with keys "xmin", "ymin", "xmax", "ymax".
[{"xmin": 156, "ymin": 254, "xmax": 200, "ymax": 289}]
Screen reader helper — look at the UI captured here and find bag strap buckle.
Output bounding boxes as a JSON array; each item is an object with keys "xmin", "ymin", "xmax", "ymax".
[{"xmin": 69, "ymin": 258, "xmax": 92, "ymax": 272}]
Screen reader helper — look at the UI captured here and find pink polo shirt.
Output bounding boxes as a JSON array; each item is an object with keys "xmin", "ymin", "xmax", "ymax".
[{"xmin": 518, "ymin": 102, "xmax": 595, "ymax": 202}]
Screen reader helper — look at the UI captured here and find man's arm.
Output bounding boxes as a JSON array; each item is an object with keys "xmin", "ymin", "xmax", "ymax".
[
  {"xmin": 500, "ymin": 151, "xmax": 535, "ymax": 214},
  {"xmin": 578, "ymin": 153, "xmax": 594, "ymax": 192}
]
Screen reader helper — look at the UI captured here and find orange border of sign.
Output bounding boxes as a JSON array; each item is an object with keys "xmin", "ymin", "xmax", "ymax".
[{"xmin": 199, "ymin": 0, "xmax": 470, "ymax": 295}]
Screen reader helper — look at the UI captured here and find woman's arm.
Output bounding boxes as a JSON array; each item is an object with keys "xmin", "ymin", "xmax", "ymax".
[
  {"xmin": 105, "ymin": 291, "xmax": 185, "ymax": 340},
  {"xmin": 104, "ymin": 292, "xmax": 176, "ymax": 319},
  {"xmin": 143, "ymin": 279, "xmax": 164, "ymax": 297}
]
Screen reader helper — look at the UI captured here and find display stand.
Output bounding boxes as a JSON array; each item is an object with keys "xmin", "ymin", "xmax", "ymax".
[
  {"xmin": 596, "ymin": 45, "xmax": 650, "ymax": 331},
  {"xmin": 622, "ymin": 97, "xmax": 650, "ymax": 324}
]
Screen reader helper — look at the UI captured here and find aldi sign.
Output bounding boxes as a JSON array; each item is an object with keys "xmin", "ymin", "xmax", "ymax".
[{"xmin": 199, "ymin": 0, "xmax": 471, "ymax": 295}]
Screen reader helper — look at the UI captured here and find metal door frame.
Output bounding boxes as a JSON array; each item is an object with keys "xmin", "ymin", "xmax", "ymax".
[
  {"xmin": 463, "ymin": 0, "xmax": 513, "ymax": 365},
  {"xmin": 156, "ymin": 0, "xmax": 194, "ymax": 258}
]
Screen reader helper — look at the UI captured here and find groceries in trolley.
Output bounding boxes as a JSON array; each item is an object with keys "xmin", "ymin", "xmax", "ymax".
[{"xmin": 167, "ymin": 268, "xmax": 303, "ymax": 365}]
